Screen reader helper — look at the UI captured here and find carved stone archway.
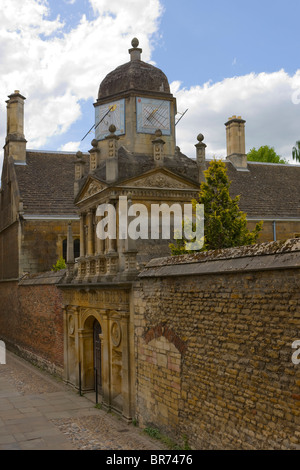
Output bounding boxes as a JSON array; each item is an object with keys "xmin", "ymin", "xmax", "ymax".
[{"xmin": 63, "ymin": 303, "xmax": 133, "ymax": 421}]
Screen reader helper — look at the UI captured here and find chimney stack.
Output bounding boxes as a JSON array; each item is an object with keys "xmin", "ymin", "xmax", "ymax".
[
  {"xmin": 225, "ymin": 116, "xmax": 248, "ymax": 170},
  {"xmin": 5, "ymin": 90, "xmax": 27, "ymax": 162}
]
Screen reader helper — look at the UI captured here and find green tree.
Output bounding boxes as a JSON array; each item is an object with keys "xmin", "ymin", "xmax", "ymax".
[
  {"xmin": 247, "ymin": 145, "xmax": 287, "ymax": 164},
  {"xmin": 292, "ymin": 141, "xmax": 300, "ymax": 162},
  {"xmin": 169, "ymin": 159, "xmax": 263, "ymax": 255},
  {"xmin": 52, "ymin": 256, "xmax": 66, "ymax": 272}
]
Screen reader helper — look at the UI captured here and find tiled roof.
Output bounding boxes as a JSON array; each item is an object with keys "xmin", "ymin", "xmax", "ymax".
[
  {"xmin": 14, "ymin": 151, "xmax": 85, "ymax": 215},
  {"xmin": 14, "ymin": 149, "xmax": 300, "ymax": 220},
  {"xmin": 225, "ymin": 161, "xmax": 300, "ymax": 219}
]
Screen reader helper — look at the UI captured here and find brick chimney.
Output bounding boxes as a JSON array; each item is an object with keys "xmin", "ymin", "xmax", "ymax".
[{"xmin": 225, "ymin": 116, "xmax": 248, "ymax": 170}]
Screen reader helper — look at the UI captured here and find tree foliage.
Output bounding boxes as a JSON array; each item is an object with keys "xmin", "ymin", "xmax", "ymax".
[
  {"xmin": 52, "ymin": 256, "xmax": 66, "ymax": 271},
  {"xmin": 247, "ymin": 145, "xmax": 287, "ymax": 164},
  {"xmin": 292, "ymin": 141, "xmax": 300, "ymax": 162},
  {"xmin": 169, "ymin": 159, "xmax": 263, "ymax": 255}
]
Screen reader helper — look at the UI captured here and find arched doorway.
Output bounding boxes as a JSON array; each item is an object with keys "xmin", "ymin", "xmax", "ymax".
[{"xmin": 93, "ymin": 319, "xmax": 102, "ymax": 393}]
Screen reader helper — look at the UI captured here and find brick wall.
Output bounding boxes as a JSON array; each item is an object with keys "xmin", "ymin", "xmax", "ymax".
[
  {"xmin": 135, "ymin": 239, "xmax": 300, "ymax": 450},
  {"xmin": 0, "ymin": 272, "xmax": 65, "ymax": 375}
]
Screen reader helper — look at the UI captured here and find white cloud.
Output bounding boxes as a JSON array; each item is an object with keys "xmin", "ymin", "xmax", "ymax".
[
  {"xmin": 59, "ymin": 141, "xmax": 81, "ymax": 152},
  {"xmin": 172, "ymin": 69, "xmax": 300, "ymax": 162},
  {"xmin": 0, "ymin": 0, "xmax": 299, "ymax": 169}
]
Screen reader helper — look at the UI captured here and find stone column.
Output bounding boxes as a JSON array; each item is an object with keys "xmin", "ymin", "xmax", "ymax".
[
  {"xmin": 95, "ymin": 214, "xmax": 104, "ymax": 255},
  {"xmin": 80, "ymin": 214, "xmax": 85, "ymax": 257},
  {"xmin": 120, "ymin": 313, "xmax": 132, "ymax": 420},
  {"xmin": 63, "ymin": 306, "xmax": 69, "ymax": 383},
  {"xmin": 87, "ymin": 209, "xmax": 94, "ymax": 256},
  {"xmin": 66, "ymin": 221, "xmax": 75, "ymax": 280},
  {"xmin": 100, "ymin": 312, "xmax": 111, "ymax": 409}
]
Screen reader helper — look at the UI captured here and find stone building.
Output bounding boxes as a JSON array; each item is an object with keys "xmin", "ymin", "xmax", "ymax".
[
  {"xmin": 0, "ymin": 90, "xmax": 83, "ymax": 280},
  {"xmin": 0, "ymin": 38, "xmax": 299, "ymax": 427},
  {"xmin": 58, "ymin": 39, "xmax": 300, "ymax": 420}
]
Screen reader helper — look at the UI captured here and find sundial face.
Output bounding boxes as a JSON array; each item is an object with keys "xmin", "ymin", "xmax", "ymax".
[
  {"xmin": 136, "ymin": 97, "xmax": 171, "ymax": 135},
  {"xmin": 95, "ymin": 99, "xmax": 125, "ymax": 140}
]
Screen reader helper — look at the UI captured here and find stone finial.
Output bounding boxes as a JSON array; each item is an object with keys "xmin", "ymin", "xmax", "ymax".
[
  {"xmin": 152, "ymin": 129, "xmax": 165, "ymax": 166},
  {"xmin": 129, "ymin": 37, "xmax": 142, "ymax": 61},
  {"xmin": 195, "ymin": 134, "xmax": 206, "ymax": 163},
  {"xmin": 89, "ymin": 140, "xmax": 100, "ymax": 172},
  {"xmin": 74, "ymin": 151, "xmax": 86, "ymax": 196},
  {"xmin": 105, "ymin": 124, "xmax": 119, "ymax": 158},
  {"xmin": 105, "ymin": 125, "xmax": 119, "ymax": 182},
  {"xmin": 74, "ymin": 152, "xmax": 85, "ymax": 180},
  {"xmin": 109, "ymin": 124, "xmax": 117, "ymax": 134},
  {"xmin": 195, "ymin": 133, "xmax": 207, "ymax": 183}
]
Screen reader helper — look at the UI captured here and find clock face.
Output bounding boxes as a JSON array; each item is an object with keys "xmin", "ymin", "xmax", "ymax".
[
  {"xmin": 136, "ymin": 97, "xmax": 171, "ymax": 135},
  {"xmin": 95, "ymin": 99, "xmax": 125, "ymax": 140}
]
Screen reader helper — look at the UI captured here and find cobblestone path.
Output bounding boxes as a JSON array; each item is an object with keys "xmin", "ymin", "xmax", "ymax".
[{"xmin": 0, "ymin": 351, "xmax": 167, "ymax": 450}]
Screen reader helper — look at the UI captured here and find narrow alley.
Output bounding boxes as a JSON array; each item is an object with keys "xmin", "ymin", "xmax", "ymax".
[{"xmin": 0, "ymin": 351, "xmax": 166, "ymax": 451}]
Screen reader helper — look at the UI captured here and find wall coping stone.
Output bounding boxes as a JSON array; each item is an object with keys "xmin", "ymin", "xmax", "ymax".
[
  {"xmin": 139, "ymin": 238, "xmax": 300, "ymax": 278},
  {"xmin": 19, "ymin": 269, "xmax": 67, "ymax": 285}
]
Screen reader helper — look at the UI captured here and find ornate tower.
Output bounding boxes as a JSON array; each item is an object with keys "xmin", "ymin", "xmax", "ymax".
[{"xmin": 94, "ymin": 38, "xmax": 177, "ymax": 157}]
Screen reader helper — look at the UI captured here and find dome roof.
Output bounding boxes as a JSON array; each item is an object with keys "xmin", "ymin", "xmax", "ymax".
[{"xmin": 98, "ymin": 39, "xmax": 170, "ymax": 100}]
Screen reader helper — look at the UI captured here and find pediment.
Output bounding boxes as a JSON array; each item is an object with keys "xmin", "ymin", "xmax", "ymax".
[
  {"xmin": 78, "ymin": 178, "xmax": 107, "ymax": 202},
  {"xmin": 121, "ymin": 170, "xmax": 196, "ymax": 190}
]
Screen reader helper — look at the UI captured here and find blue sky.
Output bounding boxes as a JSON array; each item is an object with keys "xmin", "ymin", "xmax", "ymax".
[
  {"xmin": 153, "ymin": 0, "xmax": 300, "ymax": 85},
  {"xmin": 0, "ymin": 0, "xmax": 300, "ymax": 163}
]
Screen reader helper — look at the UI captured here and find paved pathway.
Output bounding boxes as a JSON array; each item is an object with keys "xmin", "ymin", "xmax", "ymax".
[{"xmin": 0, "ymin": 351, "xmax": 166, "ymax": 450}]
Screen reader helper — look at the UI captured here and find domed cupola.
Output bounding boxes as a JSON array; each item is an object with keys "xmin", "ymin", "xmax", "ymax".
[
  {"xmin": 98, "ymin": 38, "xmax": 171, "ymax": 99},
  {"xmin": 94, "ymin": 38, "xmax": 177, "ymax": 157}
]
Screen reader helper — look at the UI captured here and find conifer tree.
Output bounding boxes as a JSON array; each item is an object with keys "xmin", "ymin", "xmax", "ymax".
[{"xmin": 170, "ymin": 159, "xmax": 263, "ymax": 255}]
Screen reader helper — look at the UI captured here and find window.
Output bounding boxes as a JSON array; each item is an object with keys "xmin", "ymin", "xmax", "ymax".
[{"xmin": 62, "ymin": 238, "xmax": 80, "ymax": 260}]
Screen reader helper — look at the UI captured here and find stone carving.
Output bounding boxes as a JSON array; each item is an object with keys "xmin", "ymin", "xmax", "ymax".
[
  {"xmin": 68, "ymin": 315, "xmax": 75, "ymax": 335},
  {"xmin": 111, "ymin": 321, "xmax": 122, "ymax": 347},
  {"xmin": 127, "ymin": 173, "xmax": 189, "ymax": 189},
  {"xmin": 81, "ymin": 180, "xmax": 106, "ymax": 200}
]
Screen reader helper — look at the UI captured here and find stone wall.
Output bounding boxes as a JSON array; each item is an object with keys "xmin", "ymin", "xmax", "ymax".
[
  {"xmin": 135, "ymin": 239, "xmax": 300, "ymax": 450},
  {"xmin": 0, "ymin": 271, "xmax": 65, "ymax": 375}
]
